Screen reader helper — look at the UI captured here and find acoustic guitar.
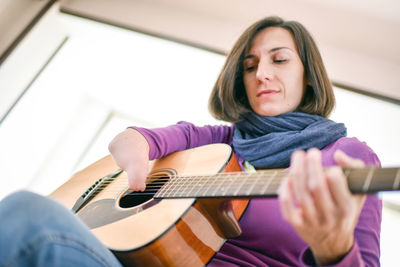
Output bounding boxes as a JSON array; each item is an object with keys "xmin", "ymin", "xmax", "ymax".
[{"xmin": 50, "ymin": 143, "xmax": 400, "ymax": 266}]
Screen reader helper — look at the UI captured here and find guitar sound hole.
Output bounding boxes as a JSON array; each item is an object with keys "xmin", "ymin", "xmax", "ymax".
[{"xmin": 119, "ymin": 175, "xmax": 168, "ymax": 208}]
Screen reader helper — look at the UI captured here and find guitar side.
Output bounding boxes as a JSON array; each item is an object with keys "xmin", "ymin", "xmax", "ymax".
[{"xmin": 50, "ymin": 144, "xmax": 248, "ymax": 267}]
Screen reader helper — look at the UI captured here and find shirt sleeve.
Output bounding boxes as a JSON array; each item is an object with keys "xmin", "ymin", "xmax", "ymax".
[
  {"xmin": 300, "ymin": 137, "xmax": 382, "ymax": 267},
  {"xmin": 129, "ymin": 121, "xmax": 234, "ymax": 160}
]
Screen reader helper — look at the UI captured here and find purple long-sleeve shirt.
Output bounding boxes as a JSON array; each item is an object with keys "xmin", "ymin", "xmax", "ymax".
[{"xmin": 131, "ymin": 121, "xmax": 382, "ymax": 267}]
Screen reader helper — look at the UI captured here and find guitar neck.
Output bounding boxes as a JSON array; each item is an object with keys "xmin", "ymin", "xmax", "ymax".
[{"xmin": 155, "ymin": 167, "xmax": 400, "ymax": 199}]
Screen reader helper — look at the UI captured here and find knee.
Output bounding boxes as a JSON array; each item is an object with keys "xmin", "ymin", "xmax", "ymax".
[
  {"xmin": 2, "ymin": 190, "xmax": 44, "ymax": 205},
  {"xmin": 0, "ymin": 190, "xmax": 67, "ymax": 231},
  {"xmin": 1, "ymin": 190, "xmax": 54, "ymax": 215},
  {"xmin": 0, "ymin": 191, "xmax": 117, "ymax": 266}
]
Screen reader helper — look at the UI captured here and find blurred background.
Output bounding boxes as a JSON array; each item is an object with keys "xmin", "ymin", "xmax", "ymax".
[{"xmin": 0, "ymin": 0, "xmax": 399, "ymax": 265}]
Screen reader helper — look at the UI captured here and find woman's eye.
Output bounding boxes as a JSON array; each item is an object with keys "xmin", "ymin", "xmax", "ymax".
[
  {"xmin": 245, "ymin": 66, "xmax": 256, "ymax": 72},
  {"xmin": 274, "ymin": 59, "xmax": 287, "ymax": 63}
]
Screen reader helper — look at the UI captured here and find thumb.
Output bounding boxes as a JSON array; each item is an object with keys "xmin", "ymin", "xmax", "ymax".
[{"xmin": 126, "ymin": 165, "xmax": 148, "ymax": 191}]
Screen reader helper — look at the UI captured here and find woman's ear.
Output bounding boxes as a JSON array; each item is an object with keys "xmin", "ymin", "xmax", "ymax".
[
  {"xmin": 303, "ymin": 73, "xmax": 311, "ymax": 88},
  {"xmin": 302, "ymin": 78, "xmax": 312, "ymax": 94}
]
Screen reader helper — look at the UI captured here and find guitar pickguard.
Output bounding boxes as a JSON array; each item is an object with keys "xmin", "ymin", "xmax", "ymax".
[{"xmin": 77, "ymin": 198, "xmax": 160, "ymax": 229}]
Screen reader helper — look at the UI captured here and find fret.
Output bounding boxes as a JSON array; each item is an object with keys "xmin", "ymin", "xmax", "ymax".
[
  {"xmin": 260, "ymin": 171, "xmax": 278, "ymax": 196},
  {"xmin": 156, "ymin": 178, "xmax": 169, "ymax": 198},
  {"xmin": 232, "ymin": 173, "xmax": 247, "ymax": 196},
  {"xmin": 171, "ymin": 177, "xmax": 185, "ymax": 198},
  {"xmin": 166, "ymin": 176, "xmax": 181, "ymax": 197},
  {"xmin": 362, "ymin": 168, "xmax": 375, "ymax": 193},
  {"xmin": 394, "ymin": 169, "xmax": 400, "ymax": 190},
  {"xmin": 174, "ymin": 175, "xmax": 194, "ymax": 197},
  {"xmin": 236, "ymin": 173, "xmax": 258, "ymax": 196},
  {"xmin": 347, "ymin": 168, "xmax": 370, "ymax": 194},
  {"xmin": 219, "ymin": 173, "xmax": 238, "ymax": 197},
  {"xmin": 346, "ymin": 167, "xmax": 400, "ymax": 194},
  {"xmin": 164, "ymin": 176, "xmax": 180, "ymax": 197},
  {"xmin": 186, "ymin": 175, "xmax": 202, "ymax": 197},
  {"xmin": 225, "ymin": 173, "xmax": 240, "ymax": 196},
  {"xmin": 215, "ymin": 183, "xmax": 228, "ymax": 197},
  {"xmin": 267, "ymin": 172, "xmax": 286, "ymax": 196},
  {"xmin": 245, "ymin": 172, "xmax": 262, "ymax": 196},
  {"xmin": 200, "ymin": 174, "xmax": 219, "ymax": 197},
  {"xmin": 181, "ymin": 176, "xmax": 196, "ymax": 197},
  {"xmin": 369, "ymin": 168, "xmax": 400, "ymax": 193},
  {"xmin": 185, "ymin": 176, "xmax": 201, "ymax": 196},
  {"xmin": 207, "ymin": 173, "xmax": 226, "ymax": 197},
  {"xmin": 218, "ymin": 173, "xmax": 236, "ymax": 197},
  {"xmin": 191, "ymin": 175, "xmax": 208, "ymax": 196}
]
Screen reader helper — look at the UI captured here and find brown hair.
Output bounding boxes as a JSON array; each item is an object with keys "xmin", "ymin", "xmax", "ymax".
[{"xmin": 208, "ymin": 16, "xmax": 335, "ymax": 122}]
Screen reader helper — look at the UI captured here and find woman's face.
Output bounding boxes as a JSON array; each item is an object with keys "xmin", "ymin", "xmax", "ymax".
[{"xmin": 243, "ymin": 27, "xmax": 307, "ymax": 117}]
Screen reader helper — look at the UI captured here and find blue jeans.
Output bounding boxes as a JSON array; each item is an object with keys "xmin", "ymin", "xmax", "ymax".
[{"xmin": 0, "ymin": 191, "xmax": 122, "ymax": 267}]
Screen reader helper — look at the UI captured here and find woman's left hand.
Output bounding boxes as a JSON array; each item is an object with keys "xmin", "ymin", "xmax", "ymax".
[{"xmin": 278, "ymin": 148, "xmax": 366, "ymax": 265}]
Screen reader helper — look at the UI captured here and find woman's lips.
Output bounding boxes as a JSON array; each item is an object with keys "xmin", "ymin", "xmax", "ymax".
[{"xmin": 257, "ymin": 89, "xmax": 279, "ymax": 97}]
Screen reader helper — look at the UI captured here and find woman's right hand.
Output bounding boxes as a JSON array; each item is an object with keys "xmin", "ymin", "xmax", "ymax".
[{"xmin": 108, "ymin": 128, "xmax": 150, "ymax": 191}]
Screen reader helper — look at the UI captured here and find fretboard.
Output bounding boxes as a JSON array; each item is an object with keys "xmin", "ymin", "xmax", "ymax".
[{"xmin": 155, "ymin": 167, "xmax": 400, "ymax": 199}]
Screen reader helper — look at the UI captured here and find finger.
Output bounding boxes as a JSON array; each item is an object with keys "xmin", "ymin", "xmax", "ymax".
[
  {"xmin": 290, "ymin": 150, "xmax": 308, "ymax": 205},
  {"xmin": 306, "ymin": 149, "xmax": 335, "ymax": 225},
  {"xmin": 279, "ymin": 177, "xmax": 303, "ymax": 228},
  {"xmin": 306, "ymin": 148, "xmax": 325, "ymax": 191},
  {"xmin": 326, "ymin": 167, "xmax": 366, "ymax": 219},
  {"xmin": 325, "ymin": 167, "xmax": 351, "ymax": 209},
  {"xmin": 126, "ymin": 166, "xmax": 148, "ymax": 191},
  {"xmin": 334, "ymin": 150, "xmax": 365, "ymax": 168},
  {"xmin": 333, "ymin": 150, "xmax": 366, "ymax": 209},
  {"xmin": 290, "ymin": 150, "xmax": 319, "ymax": 227}
]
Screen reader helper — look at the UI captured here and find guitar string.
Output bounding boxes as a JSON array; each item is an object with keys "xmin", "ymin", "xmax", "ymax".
[
  {"xmin": 84, "ymin": 167, "xmax": 398, "ymax": 198},
  {"xmin": 106, "ymin": 172, "xmax": 396, "ymax": 197},
  {"xmin": 93, "ymin": 179, "xmax": 285, "ymax": 194},
  {"xmin": 101, "ymin": 181, "xmax": 285, "ymax": 197},
  {"xmin": 101, "ymin": 172, "xmax": 287, "ymax": 189},
  {"xmin": 91, "ymin": 172, "xmax": 288, "ymax": 196},
  {"xmin": 103, "ymin": 171, "xmax": 287, "ymax": 185}
]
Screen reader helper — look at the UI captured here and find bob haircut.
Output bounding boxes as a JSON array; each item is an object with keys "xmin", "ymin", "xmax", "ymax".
[{"xmin": 209, "ymin": 16, "xmax": 335, "ymax": 122}]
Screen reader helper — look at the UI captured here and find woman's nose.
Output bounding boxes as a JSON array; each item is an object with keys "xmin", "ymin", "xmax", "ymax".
[{"xmin": 256, "ymin": 61, "xmax": 273, "ymax": 82}]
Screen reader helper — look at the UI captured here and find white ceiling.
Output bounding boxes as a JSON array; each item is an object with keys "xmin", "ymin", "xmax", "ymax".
[
  {"xmin": 305, "ymin": 0, "xmax": 400, "ymax": 23},
  {"xmin": 60, "ymin": 0, "xmax": 400, "ymax": 101}
]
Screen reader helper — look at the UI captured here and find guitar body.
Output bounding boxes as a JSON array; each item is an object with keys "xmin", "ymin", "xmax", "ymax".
[{"xmin": 50, "ymin": 144, "xmax": 249, "ymax": 266}]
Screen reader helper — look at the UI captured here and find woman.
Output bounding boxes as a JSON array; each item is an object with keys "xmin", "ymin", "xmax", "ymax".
[
  {"xmin": 0, "ymin": 16, "xmax": 380, "ymax": 266},
  {"xmin": 109, "ymin": 16, "xmax": 381, "ymax": 266}
]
